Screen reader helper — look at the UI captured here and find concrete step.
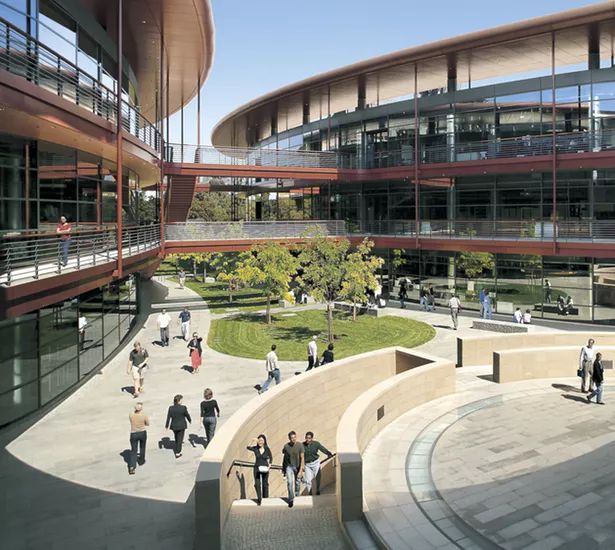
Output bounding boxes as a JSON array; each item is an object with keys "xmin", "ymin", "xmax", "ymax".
[{"xmin": 231, "ymin": 494, "xmax": 336, "ymax": 510}]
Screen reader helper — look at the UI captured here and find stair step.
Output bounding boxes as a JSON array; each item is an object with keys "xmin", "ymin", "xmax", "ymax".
[{"xmin": 231, "ymin": 494, "xmax": 336, "ymax": 510}]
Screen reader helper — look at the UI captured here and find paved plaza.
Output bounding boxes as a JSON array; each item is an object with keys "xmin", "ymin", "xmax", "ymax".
[{"xmin": 2, "ymin": 275, "xmax": 601, "ymax": 550}]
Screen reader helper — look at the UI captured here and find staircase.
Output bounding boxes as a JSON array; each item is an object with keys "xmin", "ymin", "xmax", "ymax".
[{"xmin": 166, "ymin": 175, "xmax": 197, "ymax": 222}]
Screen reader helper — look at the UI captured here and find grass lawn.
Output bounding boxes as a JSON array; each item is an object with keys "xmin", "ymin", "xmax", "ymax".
[
  {"xmin": 180, "ymin": 280, "xmax": 284, "ymax": 313},
  {"xmin": 208, "ymin": 309, "xmax": 435, "ymax": 360}
]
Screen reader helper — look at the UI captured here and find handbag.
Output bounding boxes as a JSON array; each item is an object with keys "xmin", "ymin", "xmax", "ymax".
[{"xmin": 258, "ymin": 465, "xmax": 270, "ymax": 474}]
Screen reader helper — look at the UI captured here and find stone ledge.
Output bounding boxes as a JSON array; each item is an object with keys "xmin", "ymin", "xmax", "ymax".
[{"xmin": 472, "ymin": 320, "xmax": 528, "ymax": 333}]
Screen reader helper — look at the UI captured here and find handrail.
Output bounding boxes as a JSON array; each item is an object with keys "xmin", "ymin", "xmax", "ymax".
[
  {"xmin": 225, "ymin": 453, "xmax": 337, "ymax": 478},
  {"xmin": 0, "ymin": 17, "xmax": 160, "ymax": 152}
]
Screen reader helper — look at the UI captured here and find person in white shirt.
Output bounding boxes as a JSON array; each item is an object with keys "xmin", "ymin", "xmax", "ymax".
[
  {"xmin": 580, "ymin": 338, "xmax": 596, "ymax": 393},
  {"xmin": 258, "ymin": 345, "xmax": 280, "ymax": 394},
  {"xmin": 522, "ymin": 309, "xmax": 532, "ymax": 324},
  {"xmin": 157, "ymin": 309, "xmax": 171, "ymax": 347},
  {"xmin": 78, "ymin": 315, "xmax": 87, "ymax": 350},
  {"xmin": 513, "ymin": 308, "xmax": 523, "ymax": 323},
  {"xmin": 448, "ymin": 294, "xmax": 461, "ymax": 330},
  {"xmin": 306, "ymin": 336, "xmax": 318, "ymax": 371}
]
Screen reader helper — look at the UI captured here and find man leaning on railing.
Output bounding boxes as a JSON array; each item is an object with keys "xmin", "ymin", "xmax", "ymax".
[{"xmin": 56, "ymin": 215, "xmax": 72, "ymax": 267}]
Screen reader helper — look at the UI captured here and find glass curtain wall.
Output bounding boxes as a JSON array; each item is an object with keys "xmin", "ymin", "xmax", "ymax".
[{"xmin": 0, "ymin": 274, "xmax": 138, "ymax": 426}]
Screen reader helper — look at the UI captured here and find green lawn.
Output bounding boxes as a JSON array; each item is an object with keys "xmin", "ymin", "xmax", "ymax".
[
  {"xmin": 208, "ymin": 309, "xmax": 435, "ymax": 360},
  {"xmin": 180, "ymin": 280, "xmax": 284, "ymax": 312}
]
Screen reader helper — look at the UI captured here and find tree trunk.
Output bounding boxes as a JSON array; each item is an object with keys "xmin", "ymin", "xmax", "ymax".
[
  {"xmin": 352, "ymin": 301, "xmax": 357, "ymax": 321},
  {"xmin": 192, "ymin": 258, "xmax": 197, "ymax": 279},
  {"xmin": 266, "ymin": 295, "xmax": 271, "ymax": 324},
  {"xmin": 229, "ymin": 282, "xmax": 233, "ymax": 303},
  {"xmin": 203, "ymin": 264, "xmax": 206, "ymax": 283},
  {"xmin": 327, "ymin": 303, "xmax": 334, "ymax": 343}
]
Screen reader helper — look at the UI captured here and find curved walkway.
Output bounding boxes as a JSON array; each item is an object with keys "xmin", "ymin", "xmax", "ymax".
[
  {"xmin": 363, "ymin": 368, "xmax": 615, "ymax": 550},
  {"xmin": 0, "ymin": 281, "xmax": 556, "ymax": 550}
]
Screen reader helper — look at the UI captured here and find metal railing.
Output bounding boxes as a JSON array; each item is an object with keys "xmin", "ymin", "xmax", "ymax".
[
  {"xmin": 226, "ymin": 453, "xmax": 337, "ymax": 479},
  {"xmin": 165, "ymin": 220, "xmax": 347, "ymax": 241},
  {"xmin": 0, "ymin": 224, "xmax": 160, "ymax": 286},
  {"xmin": 0, "ymin": 17, "xmax": 160, "ymax": 152},
  {"xmin": 354, "ymin": 219, "xmax": 615, "ymax": 242},
  {"xmin": 165, "ymin": 143, "xmax": 338, "ymax": 168}
]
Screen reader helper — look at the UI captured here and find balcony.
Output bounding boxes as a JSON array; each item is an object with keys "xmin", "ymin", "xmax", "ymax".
[
  {"xmin": 0, "ymin": 224, "xmax": 161, "ymax": 287},
  {"xmin": 0, "ymin": 17, "xmax": 160, "ymax": 152}
]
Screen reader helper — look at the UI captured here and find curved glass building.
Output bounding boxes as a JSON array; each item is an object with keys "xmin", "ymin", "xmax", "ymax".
[
  {"xmin": 211, "ymin": 2, "xmax": 615, "ymax": 327},
  {"xmin": 0, "ymin": 0, "xmax": 214, "ymax": 425}
]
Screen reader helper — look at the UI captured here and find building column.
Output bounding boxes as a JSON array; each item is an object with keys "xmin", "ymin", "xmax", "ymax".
[
  {"xmin": 588, "ymin": 23, "xmax": 600, "ymax": 70},
  {"xmin": 116, "ymin": 0, "xmax": 123, "ymax": 277}
]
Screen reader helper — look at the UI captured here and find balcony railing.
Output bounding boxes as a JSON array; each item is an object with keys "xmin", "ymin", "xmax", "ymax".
[
  {"xmin": 165, "ymin": 144, "xmax": 338, "ymax": 168},
  {"xmin": 165, "ymin": 220, "xmax": 347, "ymax": 241},
  {"xmin": 354, "ymin": 219, "xmax": 615, "ymax": 242},
  {"xmin": 0, "ymin": 18, "xmax": 160, "ymax": 152},
  {"xmin": 0, "ymin": 224, "xmax": 160, "ymax": 286}
]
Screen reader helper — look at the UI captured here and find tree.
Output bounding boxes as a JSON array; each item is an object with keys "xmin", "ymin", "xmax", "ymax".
[
  {"xmin": 340, "ymin": 239, "xmax": 384, "ymax": 320},
  {"xmin": 211, "ymin": 252, "xmax": 250, "ymax": 303},
  {"xmin": 390, "ymin": 248, "xmax": 406, "ymax": 289},
  {"xmin": 297, "ymin": 232, "xmax": 351, "ymax": 343},
  {"xmin": 237, "ymin": 243, "xmax": 299, "ymax": 324},
  {"xmin": 165, "ymin": 252, "xmax": 214, "ymax": 281}
]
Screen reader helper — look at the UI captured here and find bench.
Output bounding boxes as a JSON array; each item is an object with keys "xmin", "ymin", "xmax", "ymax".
[
  {"xmin": 472, "ymin": 320, "xmax": 528, "ymax": 333},
  {"xmin": 333, "ymin": 302, "xmax": 380, "ymax": 317},
  {"xmin": 534, "ymin": 303, "xmax": 579, "ymax": 315}
]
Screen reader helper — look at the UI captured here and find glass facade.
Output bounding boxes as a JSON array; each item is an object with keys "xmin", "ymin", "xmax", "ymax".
[
  {"xmin": 0, "ymin": 134, "xmax": 157, "ymax": 231},
  {"xmin": 0, "ymin": 274, "xmax": 138, "ymax": 426}
]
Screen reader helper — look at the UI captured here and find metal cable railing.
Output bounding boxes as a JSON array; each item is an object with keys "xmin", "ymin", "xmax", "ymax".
[
  {"xmin": 165, "ymin": 220, "xmax": 347, "ymax": 241},
  {"xmin": 165, "ymin": 143, "xmax": 338, "ymax": 168},
  {"xmin": 0, "ymin": 224, "xmax": 160, "ymax": 286},
  {"xmin": 0, "ymin": 17, "xmax": 160, "ymax": 152},
  {"xmin": 226, "ymin": 453, "xmax": 337, "ymax": 478}
]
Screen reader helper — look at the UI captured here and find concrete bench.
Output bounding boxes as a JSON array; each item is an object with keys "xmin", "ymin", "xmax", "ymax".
[
  {"xmin": 333, "ymin": 301, "xmax": 380, "ymax": 317},
  {"xmin": 472, "ymin": 320, "xmax": 528, "ymax": 333},
  {"xmin": 534, "ymin": 303, "xmax": 579, "ymax": 315}
]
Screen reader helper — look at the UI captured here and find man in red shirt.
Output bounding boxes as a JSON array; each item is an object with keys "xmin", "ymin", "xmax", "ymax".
[{"xmin": 56, "ymin": 215, "xmax": 72, "ymax": 266}]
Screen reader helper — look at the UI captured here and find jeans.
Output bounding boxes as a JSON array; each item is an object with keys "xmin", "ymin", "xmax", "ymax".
[
  {"xmin": 450, "ymin": 308, "xmax": 459, "ymax": 330},
  {"xmin": 304, "ymin": 459, "xmax": 321, "ymax": 494},
  {"xmin": 59, "ymin": 239, "xmax": 70, "ymax": 265},
  {"xmin": 173, "ymin": 429, "xmax": 185, "ymax": 455},
  {"xmin": 588, "ymin": 383, "xmax": 603, "ymax": 402},
  {"xmin": 203, "ymin": 416, "xmax": 217, "ymax": 441},
  {"xmin": 581, "ymin": 360, "xmax": 594, "ymax": 392},
  {"xmin": 285, "ymin": 465, "xmax": 301, "ymax": 502},
  {"xmin": 254, "ymin": 470, "xmax": 269, "ymax": 502},
  {"xmin": 181, "ymin": 321, "xmax": 190, "ymax": 340},
  {"xmin": 160, "ymin": 326, "xmax": 170, "ymax": 346},
  {"xmin": 307, "ymin": 356, "xmax": 316, "ymax": 371},
  {"xmin": 260, "ymin": 369, "xmax": 280, "ymax": 392},
  {"xmin": 483, "ymin": 305, "xmax": 493, "ymax": 320},
  {"xmin": 129, "ymin": 431, "xmax": 147, "ymax": 469},
  {"xmin": 399, "ymin": 297, "xmax": 405, "ymax": 308}
]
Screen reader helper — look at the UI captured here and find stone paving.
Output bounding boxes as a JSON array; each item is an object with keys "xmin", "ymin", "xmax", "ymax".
[{"xmin": 0, "ymin": 277, "xmax": 565, "ymax": 550}]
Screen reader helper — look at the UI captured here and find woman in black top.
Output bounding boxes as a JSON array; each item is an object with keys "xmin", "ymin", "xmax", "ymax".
[
  {"xmin": 321, "ymin": 343, "xmax": 334, "ymax": 365},
  {"xmin": 247, "ymin": 434, "xmax": 272, "ymax": 505},
  {"xmin": 588, "ymin": 352, "xmax": 605, "ymax": 404},
  {"xmin": 200, "ymin": 388, "xmax": 220, "ymax": 443},
  {"xmin": 165, "ymin": 394, "xmax": 192, "ymax": 458},
  {"xmin": 188, "ymin": 332, "xmax": 203, "ymax": 374}
]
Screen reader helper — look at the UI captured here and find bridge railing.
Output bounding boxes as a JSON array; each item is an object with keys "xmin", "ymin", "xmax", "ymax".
[
  {"xmin": 0, "ymin": 224, "xmax": 160, "ymax": 286},
  {"xmin": 164, "ymin": 143, "xmax": 338, "ymax": 168},
  {"xmin": 165, "ymin": 220, "xmax": 347, "ymax": 241}
]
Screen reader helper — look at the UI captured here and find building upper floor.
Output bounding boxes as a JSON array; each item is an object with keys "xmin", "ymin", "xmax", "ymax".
[{"xmin": 211, "ymin": 2, "xmax": 615, "ymax": 170}]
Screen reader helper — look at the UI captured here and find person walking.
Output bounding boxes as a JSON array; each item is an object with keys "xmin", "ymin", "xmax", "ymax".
[
  {"xmin": 178, "ymin": 307, "xmax": 191, "ymax": 341},
  {"xmin": 127, "ymin": 341, "xmax": 148, "ymax": 398},
  {"xmin": 178, "ymin": 269, "xmax": 186, "ymax": 289},
  {"xmin": 56, "ymin": 215, "xmax": 72, "ymax": 266},
  {"xmin": 320, "ymin": 343, "xmax": 335, "ymax": 365},
  {"xmin": 544, "ymin": 278, "xmax": 552, "ymax": 303},
  {"xmin": 282, "ymin": 430, "xmax": 305, "ymax": 508},
  {"xmin": 188, "ymin": 332, "xmax": 203, "ymax": 374},
  {"xmin": 258, "ymin": 345, "xmax": 280, "ymax": 393},
  {"xmin": 200, "ymin": 388, "xmax": 220, "ymax": 443},
  {"xmin": 580, "ymin": 338, "xmax": 596, "ymax": 393},
  {"xmin": 128, "ymin": 402, "xmax": 149, "ymax": 475},
  {"xmin": 165, "ymin": 394, "xmax": 191, "ymax": 458},
  {"xmin": 78, "ymin": 314, "xmax": 87, "ymax": 350},
  {"xmin": 398, "ymin": 279, "xmax": 408, "ymax": 309},
  {"xmin": 419, "ymin": 287, "xmax": 427, "ymax": 311},
  {"xmin": 483, "ymin": 290, "xmax": 493, "ymax": 320},
  {"xmin": 448, "ymin": 293, "xmax": 461, "ymax": 330},
  {"xmin": 247, "ymin": 434, "xmax": 272, "ymax": 505},
  {"xmin": 157, "ymin": 308, "xmax": 171, "ymax": 347},
  {"xmin": 479, "ymin": 288, "xmax": 485, "ymax": 318},
  {"xmin": 303, "ymin": 431, "xmax": 333, "ymax": 496},
  {"xmin": 587, "ymin": 353, "xmax": 605, "ymax": 405},
  {"xmin": 306, "ymin": 336, "xmax": 318, "ymax": 371}
]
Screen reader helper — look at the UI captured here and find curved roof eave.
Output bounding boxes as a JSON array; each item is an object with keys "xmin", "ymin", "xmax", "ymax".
[{"xmin": 211, "ymin": 1, "xmax": 615, "ymax": 147}]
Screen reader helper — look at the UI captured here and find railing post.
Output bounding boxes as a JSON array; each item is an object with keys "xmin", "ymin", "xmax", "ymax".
[
  {"xmin": 6, "ymin": 241, "xmax": 12, "ymax": 286},
  {"xmin": 76, "ymin": 235, "xmax": 81, "ymax": 269}
]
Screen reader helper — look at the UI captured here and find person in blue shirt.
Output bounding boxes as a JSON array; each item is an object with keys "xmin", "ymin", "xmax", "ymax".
[{"xmin": 178, "ymin": 308, "xmax": 191, "ymax": 341}]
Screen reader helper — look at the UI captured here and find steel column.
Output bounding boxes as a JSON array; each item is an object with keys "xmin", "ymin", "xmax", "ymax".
[
  {"xmin": 116, "ymin": 0, "xmax": 123, "ymax": 277},
  {"xmin": 414, "ymin": 64, "xmax": 420, "ymax": 247},
  {"xmin": 551, "ymin": 32, "xmax": 557, "ymax": 253},
  {"xmin": 159, "ymin": 16, "xmax": 165, "ymax": 249}
]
